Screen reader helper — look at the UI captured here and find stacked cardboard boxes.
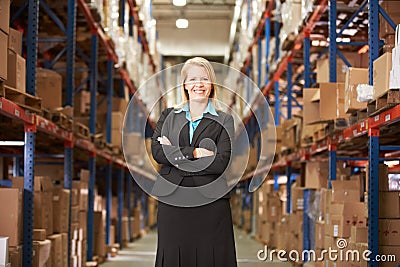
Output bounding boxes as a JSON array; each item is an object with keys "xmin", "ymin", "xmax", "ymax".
[
  {"xmin": 93, "ymin": 211, "xmax": 106, "ymax": 258},
  {"xmin": 377, "ymin": 164, "xmax": 400, "ymax": 267},
  {"xmin": 71, "ymin": 169, "xmax": 89, "ymax": 267}
]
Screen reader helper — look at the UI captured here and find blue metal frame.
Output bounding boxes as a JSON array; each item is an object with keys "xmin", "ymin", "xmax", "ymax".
[
  {"xmin": 66, "ymin": 0, "xmax": 77, "ymax": 107},
  {"xmin": 26, "ymin": 0, "xmax": 40, "ymax": 96},
  {"xmin": 23, "ymin": 130, "xmax": 35, "ymax": 267},
  {"xmin": 126, "ymin": 172, "xmax": 132, "ymax": 241},
  {"xmin": 257, "ymin": 37, "xmax": 262, "ymax": 88},
  {"xmin": 64, "ymin": 143, "xmax": 73, "ymax": 267},
  {"xmin": 304, "ymin": 33, "xmax": 311, "ymax": 88},
  {"xmin": 329, "ymin": 0, "xmax": 337, "ymax": 83},
  {"xmin": 337, "ymin": 0, "xmax": 368, "ymax": 38},
  {"xmin": 106, "ymin": 60, "xmax": 114, "ymax": 143},
  {"xmin": 303, "ymin": 189, "xmax": 310, "ymax": 262},
  {"xmin": 369, "ymin": 0, "xmax": 379, "ymax": 86},
  {"xmin": 87, "ymin": 154, "xmax": 96, "ymax": 261},
  {"xmin": 286, "ymin": 164, "xmax": 292, "ymax": 213},
  {"xmin": 379, "ymin": 6, "xmax": 397, "ymax": 31},
  {"xmin": 274, "ymin": 19, "xmax": 280, "ymax": 125},
  {"xmin": 87, "ymin": 32, "xmax": 98, "ymax": 261},
  {"xmin": 106, "ymin": 163, "xmax": 112, "ymax": 245},
  {"xmin": 118, "ymin": 168, "xmax": 125, "ymax": 246},
  {"xmin": 39, "ymin": 1, "xmax": 67, "ymax": 34},
  {"xmin": 89, "ymin": 34, "xmax": 98, "ymax": 134},
  {"xmin": 328, "ymin": 146, "xmax": 337, "ymax": 189},
  {"xmin": 368, "ymin": 129, "xmax": 379, "ymax": 267}
]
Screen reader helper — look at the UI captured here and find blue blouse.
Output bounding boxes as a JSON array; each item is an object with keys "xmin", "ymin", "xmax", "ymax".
[{"xmin": 174, "ymin": 100, "xmax": 218, "ymax": 144}]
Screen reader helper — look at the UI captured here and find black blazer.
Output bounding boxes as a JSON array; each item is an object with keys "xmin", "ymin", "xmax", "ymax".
[{"xmin": 151, "ymin": 107, "xmax": 235, "ymax": 199}]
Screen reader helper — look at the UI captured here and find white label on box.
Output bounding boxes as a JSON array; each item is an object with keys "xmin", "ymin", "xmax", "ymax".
[
  {"xmin": 333, "ymin": 225, "xmax": 339, "ymax": 237},
  {"xmin": 0, "ymin": 102, "xmax": 2, "ymax": 109},
  {"xmin": 375, "ymin": 115, "xmax": 379, "ymax": 122},
  {"xmin": 385, "ymin": 114, "xmax": 390, "ymax": 122},
  {"xmin": 14, "ymin": 109, "xmax": 19, "ymax": 117},
  {"xmin": 353, "ymin": 129, "xmax": 357, "ymax": 136},
  {"xmin": 53, "ymin": 195, "xmax": 60, "ymax": 201},
  {"xmin": 361, "ymin": 122, "xmax": 365, "ymax": 128}
]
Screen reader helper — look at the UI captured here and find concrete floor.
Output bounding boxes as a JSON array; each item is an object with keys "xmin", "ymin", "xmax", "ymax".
[{"xmin": 100, "ymin": 227, "xmax": 292, "ymax": 267}]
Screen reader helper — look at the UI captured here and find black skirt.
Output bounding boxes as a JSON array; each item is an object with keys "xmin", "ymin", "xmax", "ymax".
[{"xmin": 155, "ymin": 197, "xmax": 238, "ymax": 267}]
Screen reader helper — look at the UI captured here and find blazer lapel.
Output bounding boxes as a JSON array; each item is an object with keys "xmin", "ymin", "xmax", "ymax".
[{"xmin": 191, "ymin": 113, "xmax": 215, "ymax": 146}]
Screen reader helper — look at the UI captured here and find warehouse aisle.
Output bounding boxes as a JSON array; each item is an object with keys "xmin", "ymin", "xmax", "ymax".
[{"xmin": 100, "ymin": 227, "xmax": 292, "ymax": 267}]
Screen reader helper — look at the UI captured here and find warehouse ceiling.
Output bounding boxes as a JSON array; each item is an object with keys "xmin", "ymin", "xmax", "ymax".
[{"xmin": 151, "ymin": 0, "xmax": 237, "ymax": 63}]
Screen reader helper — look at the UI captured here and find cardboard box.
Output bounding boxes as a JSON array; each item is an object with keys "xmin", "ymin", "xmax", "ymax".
[
  {"xmin": 32, "ymin": 240, "xmax": 51, "ymax": 267},
  {"xmin": 317, "ymin": 53, "xmax": 368, "ymax": 83},
  {"xmin": 331, "ymin": 180, "xmax": 361, "ymax": 202},
  {"xmin": 379, "ymin": 1, "xmax": 400, "ymax": 37},
  {"xmin": 36, "ymin": 68, "xmax": 62, "ymax": 110},
  {"xmin": 378, "ymin": 246, "xmax": 400, "ymax": 267},
  {"xmin": 379, "ymin": 191, "xmax": 400, "ymax": 218},
  {"xmin": 47, "ymin": 234, "xmax": 62, "ymax": 267},
  {"xmin": 61, "ymin": 233, "xmax": 68, "ymax": 267},
  {"xmin": 8, "ymin": 246, "xmax": 21, "ymax": 267},
  {"xmin": 112, "ymin": 128, "xmax": 122, "ymax": 146},
  {"xmin": 345, "ymin": 68, "xmax": 369, "ymax": 113},
  {"xmin": 79, "ymin": 211, "xmax": 87, "ymax": 240},
  {"xmin": 319, "ymin": 83, "xmax": 346, "ymax": 120},
  {"xmin": 379, "ymin": 219, "xmax": 400, "ymax": 246},
  {"xmin": 72, "ymin": 180, "xmax": 88, "ymax": 211},
  {"xmin": 7, "ymin": 28, "xmax": 22, "ymax": 55},
  {"xmin": 71, "ymin": 205, "xmax": 79, "ymax": 223},
  {"xmin": 33, "ymin": 229, "xmax": 47, "ymax": 241},
  {"xmin": 0, "ymin": 237, "xmax": 8, "ymax": 265},
  {"xmin": 0, "ymin": 0, "xmax": 10, "ymax": 34},
  {"xmin": 97, "ymin": 96, "xmax": 128, "ymax": 115},
  {"xmin": 52, "ymin": 189, "xmax": 70, "ymax": 233},
  {"xmin": 5, "ymin": 49, "xmax": 26, "ymax": 92},
  {"xmin": 305, "ymin": 161, "xmax": 329, "ymax": 189},
  {"xmin": 329, "ymin": 202, "xmax": 365, "ymax": 238},
  {"xmin": 0, "ymin": 188, "xmax": 22, "ymax": 246},
  {"xmin": 74, "ymin": 90, "xmax": 91, "ymax": 116},
  {"xmin": 0, "ymin": 31, "xmax": 7, "ymax": 81},
  {"xmin": 291, "ymin": 186, "xmax": 305, "ymax": 211},
  {"xmin": 315, "ymin": 221, "xmax": 325, "ymax": 249},
  {"xmin": 266, "ymin": 193, "xmax": 282, "ymax": 222},
  {"xmin": 373, "ymin": 52, "xmax": 392, "ymax": 99},
  {"xmin": 123, "ymin": 132, "xmax": 143, "ymax": 156},
  {"xmin": 350, "ymin": 226, "xmax": 367, "ymax": 243},
  {"xmin": 34, "ymin": 164, "xmax": 64, "ymax": 183},
  {"xmin": 377, "ymin": 164, "xmax": 389, "ymax": 191}
]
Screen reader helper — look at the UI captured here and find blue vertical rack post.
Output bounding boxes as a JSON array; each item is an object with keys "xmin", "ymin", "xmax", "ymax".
[
  {"xmin": 329, "ymin": 0, "xmax": 337, "ymax": 83},
  {"xmin": 286, "ymin": 162, "xmax": 292, "ymax": 213},
  {"xmin": 23, "ymin": 0, "xmax": 40, "ymax": 266},
  {"xmin": 264, "ymin": 14, "xmax": 270, "ymax": 86},
  {"xmin": 368, "ymin": 1, "xmax": 380, "ymax": 263},
  {"xmin": 117, "ymin": 168, "xmax": 125, "ymax": 247},
  {"xmin": 287, "ymin": 59, "xmax": 293, "ymax": 120},
  {"xmin": 126, "ymin": 172, "xmax": 132, "ymax": 241},
  {"xmin": 64, "ymin": 141, "xmax": 73, "ymax": 267},
  {"xmin": 328, "ymin": 143, "xmax": 337, "ymax": 189},
  {"xmin": 23, "ymin": 125, "xmax": 36, "ymax": 267},
  {"xmin": 304, "ymin": 30, "xmax": 311, "ymax": 88},
  {"xmin": 274, "ymin": 19, "xmax": 280, "ymax": 126},
  {"xmin": 368, "ymin": 129, "xmax": 379, "ymax": 267},
  {"xmin": 65, "ymin": 0, "xmax": 77, "ymax": 107},
  {"xmin": 87, "ymin": 33, "xmax": 98, "ymax": 262},
  {"xmin": 303, "ymin": 189, "xmax": 310, "ymax": 262},
  {"xmin": 105, "ymin": 59, "xmax": 114, "ymax": 248}
]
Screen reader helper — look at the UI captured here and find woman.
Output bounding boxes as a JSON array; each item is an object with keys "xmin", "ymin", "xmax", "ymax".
[{"xmin": 151, "ymin": 57, "xmax": 237, "ymax": 267}]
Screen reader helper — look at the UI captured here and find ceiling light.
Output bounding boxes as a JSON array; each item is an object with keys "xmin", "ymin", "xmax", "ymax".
[
  {"xmin": 173, "ymin": 0, "xmax": 186, "ymax": 6},
  {"xmin": 176, "ymin": 18, "xmax": 189, "ymax": 29},
  {"xmin": 0, "ymin": 141, "xmax": 25, "ymax": 146}
]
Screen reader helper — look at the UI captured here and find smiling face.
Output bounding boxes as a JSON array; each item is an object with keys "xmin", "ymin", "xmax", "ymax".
[{"xmin": 184, "ymin": 65, "xmax": 213, "ymax": 102}]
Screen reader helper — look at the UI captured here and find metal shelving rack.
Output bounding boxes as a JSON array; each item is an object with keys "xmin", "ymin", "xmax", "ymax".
[
  {"xmin": 2, "ymin": 0, "xmax": 158, "ymax": 266},
  {"xmin": 235, "ymin": 0, "xmax": 399, "ymax": 262}
]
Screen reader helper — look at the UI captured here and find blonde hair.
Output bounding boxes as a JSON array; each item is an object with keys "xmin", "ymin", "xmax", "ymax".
[{"xmin": 174, "ymin": 57, "xmax": 219, "ymax": 110}]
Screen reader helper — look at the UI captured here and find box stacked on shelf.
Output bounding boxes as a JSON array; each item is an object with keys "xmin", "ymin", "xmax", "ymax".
[
  {"xmin": 375, "ymin": 164, "xmax": 400, "ymax": 267},
  {"xmin": 5, "ymin": 27, "xmax": 25, "ymax": 93},
  {"xmin": 344, "ymin": 68, "xmax": 369, "ymax": 114},
  {"xmin": 71, "ymin": 169, "xmax": 89, "ymax": 267},
  {"xmin": 94, "ymin": 211, "xmax": 106, "ymax": 258},
  {"xmin": 0, "ymin": 0, "xmax": 10, "ymax": 82}
]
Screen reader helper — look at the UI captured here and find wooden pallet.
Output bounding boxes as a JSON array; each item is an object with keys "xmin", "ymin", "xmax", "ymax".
[
  {"xmin": 367, "ymin": 89, "xmax": 400, "ymax": 116},
  {"xmin": 92, "ymin": 135, "xmax": 107, "ymax": 149},
  {"xmin": 1, "ymin": 84, "xmax": 42, "ymax": 113},
  {"xmin": 74, "ymin": 122, "xmax": 90, "ymax": 140},
  {"xmin": 111, "ymin": 145, "xmax": 122, "ymax": 155},
  {"xmin": 348, "ymin": 108, "xmax": 368, "ymax": 126},
  {"xmin": 51, "ymin": 111, "xmax": 73, "ymax": 131}
]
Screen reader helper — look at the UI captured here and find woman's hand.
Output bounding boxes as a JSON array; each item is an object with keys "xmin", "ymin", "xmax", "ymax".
[
  {"xmin": 157, "ymin": 136, "xmax": 172, "ymax": 146},
  {"xmin": 193, "ymin": 148, "xmax": 214, "ymax": 158}
]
